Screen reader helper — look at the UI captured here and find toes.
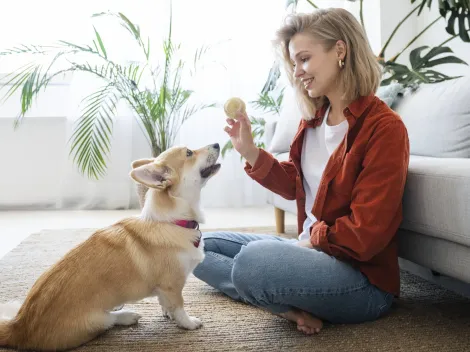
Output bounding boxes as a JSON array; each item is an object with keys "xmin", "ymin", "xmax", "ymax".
[
  {"xmin": 175, "ymin": 316, "xmax": 203, "ymax": 330},
  {"xmin": 179, "ymin": 316, "xmax": 203, "ymax": 330},
  {"xmin": 297, "ymin": 324, "xmax": 309, "ymax": 334},
  {"xmin": 128, "ymin": 312, "xmax": 142, "ymax": 325},
  {"xmin": 189, "ymin": 316, "xmax": 203, "ymax": 330},
  {"xmin": 114, "ymin": 311, "xmax": 142, "ymax": 326},
  {"xmin": 162, "ymin": 308, "xmax": 172, "ymax": 319}
]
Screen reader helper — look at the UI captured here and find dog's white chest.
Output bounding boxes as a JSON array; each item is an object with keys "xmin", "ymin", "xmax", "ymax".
[{"xmin": 178, "ymin": 238, "xmax": 205, "ymax": 278}]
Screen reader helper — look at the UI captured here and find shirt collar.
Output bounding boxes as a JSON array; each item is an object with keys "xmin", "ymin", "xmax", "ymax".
[
  {"xmin": 346, "ymin": 93, "xmax": 375, "ymax": 119},
  {"xmin": 305, "ymin": 93, "xmax": 375, "ymax": 127}
]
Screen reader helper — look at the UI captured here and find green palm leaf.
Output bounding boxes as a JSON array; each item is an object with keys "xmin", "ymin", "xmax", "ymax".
[
  {"xmin": 1, "ymin": 47, "xmax": 78, "ymax": 127},
  {"xmin": 69, "ymin": 84, "xmax": 119, "ymax": 179},
  {"xmin": 92, "ymin": 11, "xmax": 150, "ymax": 60},
  {"xmin": 93, "ymin": 26, "xmax": 107, "ymax": 59}
]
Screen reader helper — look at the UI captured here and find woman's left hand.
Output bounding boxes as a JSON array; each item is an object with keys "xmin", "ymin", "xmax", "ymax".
[{"xmin": 296, "ymin": 239, "xmax": 314, "ymax": 249}]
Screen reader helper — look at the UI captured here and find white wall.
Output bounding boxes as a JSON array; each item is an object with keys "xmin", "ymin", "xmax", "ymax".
[
  {"xmin": 344, "ymin": 0, "xmax": 383, "ymax": 54},
  {"xmin": 378, "ymin": 0, "xmax": 419, "ymax": 63},
  {"xmin": 0, "ymin": 92, "xmax": 151, "ymax": 210}
]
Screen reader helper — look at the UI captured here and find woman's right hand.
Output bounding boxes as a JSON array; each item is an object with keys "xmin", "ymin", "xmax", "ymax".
[{"xmin": 224, "ymin": 111, "xmax": 260, "ymax": 165}]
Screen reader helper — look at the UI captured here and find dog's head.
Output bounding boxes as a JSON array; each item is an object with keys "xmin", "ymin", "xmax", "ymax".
[{"xmin": 130, "ymin": 143, "xmax": 221, "ymax": 202}]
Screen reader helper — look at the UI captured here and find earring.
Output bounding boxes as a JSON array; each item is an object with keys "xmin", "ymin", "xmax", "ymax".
[{"xmin": 338, "ymin": 59, "xmax": 345, "ymax": 69}]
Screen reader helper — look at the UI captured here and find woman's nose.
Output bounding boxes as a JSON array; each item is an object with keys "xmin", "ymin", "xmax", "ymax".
[{"xmin": 293, "ymin": 65, "xmax": 304, "ymax": 78}]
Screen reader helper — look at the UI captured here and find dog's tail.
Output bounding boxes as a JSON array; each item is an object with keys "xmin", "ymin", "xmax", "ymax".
[{"xmin": 0, "ymin": 301, "xmax": 21, "ymax": 347}]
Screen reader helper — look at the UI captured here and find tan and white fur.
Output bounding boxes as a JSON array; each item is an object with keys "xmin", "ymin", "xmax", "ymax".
[{"xmin": 0, "ymin": 143, "xmax": 221, "ymax": 351}]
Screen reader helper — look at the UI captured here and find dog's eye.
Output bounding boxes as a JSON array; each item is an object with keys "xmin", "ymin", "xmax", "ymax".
[{"xmin": 186, "ymin": 149, "xmax": 193, "ymax": 157}]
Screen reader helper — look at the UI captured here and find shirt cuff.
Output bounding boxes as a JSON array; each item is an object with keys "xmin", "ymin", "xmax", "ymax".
[{"xmin": 244, "ymin": 148, "xmax": 275, "ymax": 181}]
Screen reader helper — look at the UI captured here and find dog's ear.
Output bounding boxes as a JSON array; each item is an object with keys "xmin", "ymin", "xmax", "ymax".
[
  {"xmin": 131, "ymin": 158, "xmax": 155, "ymax": 169},
  {"xmin": 130, "ymin": 162, "xmax": 174, "ymax": 190}
]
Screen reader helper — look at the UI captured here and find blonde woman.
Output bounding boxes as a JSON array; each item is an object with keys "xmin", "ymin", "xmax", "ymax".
[{"xmin": 194, "ymin": 8, "xmax": 409, "ymax": 334}]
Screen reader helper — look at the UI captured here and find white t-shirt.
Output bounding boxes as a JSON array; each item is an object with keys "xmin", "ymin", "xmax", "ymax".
[{"xmin": 298, "ymin": 106, "xmax": 349, "ymax": 241}]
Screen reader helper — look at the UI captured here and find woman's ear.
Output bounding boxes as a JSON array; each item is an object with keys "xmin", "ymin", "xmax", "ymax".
[{"xmin": 335, "ymin": 40, "xmax": 347, "ymax": 61}]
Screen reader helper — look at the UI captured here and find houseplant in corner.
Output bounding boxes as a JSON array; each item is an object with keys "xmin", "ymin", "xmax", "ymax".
[{"xmin": 0, "ymin": 4, "xmax": 214, "ymax": 206}]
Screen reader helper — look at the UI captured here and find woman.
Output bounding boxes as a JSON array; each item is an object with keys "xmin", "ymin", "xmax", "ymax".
[{"xmin": 193, "ymin": 8, "xmax": 410, "ymax": 335}]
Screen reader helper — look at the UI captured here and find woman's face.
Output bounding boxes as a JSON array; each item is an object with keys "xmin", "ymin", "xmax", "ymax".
[{"xmin": 289, "ymin": 33, "xmax": 343, "ymax": 99}]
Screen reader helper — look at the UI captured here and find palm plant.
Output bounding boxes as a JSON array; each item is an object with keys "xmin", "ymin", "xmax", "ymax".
[{"xmin": 0, "ymin": 7, "xmax": 213, "ymax": 180}]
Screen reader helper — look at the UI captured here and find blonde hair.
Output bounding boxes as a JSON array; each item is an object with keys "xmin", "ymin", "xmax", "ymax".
[{"xmin": 274, "ymin": 8, "xmax": 381, "ymax": 119}]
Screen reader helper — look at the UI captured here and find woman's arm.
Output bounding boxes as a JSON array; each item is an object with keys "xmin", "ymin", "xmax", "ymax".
[
  {"xmin": 310, "ymin": 120, "xmax": 410, "ymax": 261},
  {"xmin": 244, "ymin": 148, "xmax": 298, "ymax": 201}
]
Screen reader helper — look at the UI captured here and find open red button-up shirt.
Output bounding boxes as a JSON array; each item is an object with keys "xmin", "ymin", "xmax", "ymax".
[{"xmin": 245, "ymin": 94, "xmax": 410, "ymax": 296}]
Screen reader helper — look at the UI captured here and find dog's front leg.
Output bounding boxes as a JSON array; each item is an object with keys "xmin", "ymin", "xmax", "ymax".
[
  {"xmin": 158, "ymin": 289, "xmax": 202, "ymax": 330},
  {"xmin": 158, "ymin": 296, "xmax": 172, "ymax": 320}
]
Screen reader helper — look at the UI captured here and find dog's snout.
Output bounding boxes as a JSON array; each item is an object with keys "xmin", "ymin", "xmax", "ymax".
[{"xmin": 212, "ymin": 143, "xmax": 220, "ymax": 150}]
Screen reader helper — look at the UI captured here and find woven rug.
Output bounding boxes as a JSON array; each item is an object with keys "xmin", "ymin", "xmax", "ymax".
[{"xmin": 1, "ymin": 225, "xmax": 470, "ymax": 352}]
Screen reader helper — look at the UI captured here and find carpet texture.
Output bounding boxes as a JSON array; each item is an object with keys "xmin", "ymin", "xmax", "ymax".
[{"xmin": 1, "ymin": 226, "xmax": 470, "ymax": 352}]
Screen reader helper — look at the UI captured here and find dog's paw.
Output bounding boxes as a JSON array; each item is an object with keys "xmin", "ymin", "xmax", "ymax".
[
  {"xmin": 189, "ymin": 316, "xmax": 203, "ymax": 329},
  {"xmin": 162, "ymin": 308, "xmax": 173, "ymax": 320},
  {"xmin": 178, "ymin": 316, "xmax": 202, "ymax": 330},
  {"xmin": 113, "ymin": 310, "xmax": 142, "ymax": 326}
]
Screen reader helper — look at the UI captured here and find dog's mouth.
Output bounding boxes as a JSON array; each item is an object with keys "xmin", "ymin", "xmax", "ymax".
[{"xmin": 200, "ymin": 163, "xmax": 221, "ymax": 178}]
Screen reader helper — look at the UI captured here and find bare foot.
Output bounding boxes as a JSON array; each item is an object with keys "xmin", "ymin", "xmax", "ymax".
[{"xmin": 279, "ymin": 309, "xmax": 323, "ymax": 335}]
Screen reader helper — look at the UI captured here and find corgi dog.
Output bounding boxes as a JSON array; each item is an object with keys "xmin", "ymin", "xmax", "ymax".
[{"xmin": 0, "ymin": 143, "xmax": 221, "ymax": 351}]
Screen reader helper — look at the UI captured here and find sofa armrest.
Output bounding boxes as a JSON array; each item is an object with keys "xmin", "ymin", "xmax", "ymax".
[{"xmin": 264, "ymin": 119, "xmax": 277, "ymax": 150}]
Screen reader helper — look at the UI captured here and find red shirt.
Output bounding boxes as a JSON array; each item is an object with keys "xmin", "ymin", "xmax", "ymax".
[{"xmin": 245, "ymin": 94, "xmax": 410, "ymax": 296}]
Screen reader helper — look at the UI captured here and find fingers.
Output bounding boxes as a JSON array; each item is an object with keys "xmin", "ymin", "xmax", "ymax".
[
  {"xmin": 224, "ymin": 125, "xmax": 233, "ymax": 136},
  {"xmin": 236, "ymin": 111, "xmax": 250, "ymax": 125},
  {"xmin": 224, "ymin": 112, "xmax": 249, "ymax": 139}
]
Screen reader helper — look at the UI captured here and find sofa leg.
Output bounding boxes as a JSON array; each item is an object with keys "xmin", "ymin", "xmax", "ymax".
[{"xmin": 274, "ymin": 207, "xmax": 285, "ymax": 234}]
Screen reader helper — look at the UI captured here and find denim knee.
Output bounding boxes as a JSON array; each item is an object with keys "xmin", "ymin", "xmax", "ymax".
[
  {"xmin": 200, "ymin": 232, "xmax": 221, "ymax": 253},
  {"xmin": 231, "ymin": 240, "xmax": 282, "ymax": 301}
]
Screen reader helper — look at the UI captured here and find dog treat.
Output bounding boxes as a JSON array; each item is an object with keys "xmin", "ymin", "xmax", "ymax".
[{"xmin": 224, "ymin": 97, "xmax": 246, "ymax": 119}]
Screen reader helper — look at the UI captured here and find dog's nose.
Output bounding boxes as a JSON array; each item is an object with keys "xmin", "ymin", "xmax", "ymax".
[{"xmin": 213, "ymin": 143, "xmax": 220, "ymax": 150}]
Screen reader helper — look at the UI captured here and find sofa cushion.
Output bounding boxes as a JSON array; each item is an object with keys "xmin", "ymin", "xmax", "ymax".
[
  {"xmin": 376, "ymin": 83, "xmax": 404, "ymax": 107},
  {"xmin": 268, "ymin": 86, "xmax": 302, "ymax": 154},
  {"xmin": 401, "ymin": 155, "xmax": 470, "ymax": 247},
  {"xmin": 394, "ymin": 72, "xmax": 470, "ymax": 158}
]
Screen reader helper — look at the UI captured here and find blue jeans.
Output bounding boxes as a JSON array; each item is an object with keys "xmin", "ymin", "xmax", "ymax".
[{"xmin": 193, "ymin": 231, "xmax": 394, "ymax": 324}]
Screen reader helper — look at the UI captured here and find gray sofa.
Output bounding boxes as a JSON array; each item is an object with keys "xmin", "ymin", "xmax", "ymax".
[{"xmin": 263, "ymin": 73, "xmax": 470, "ymax": 286}]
